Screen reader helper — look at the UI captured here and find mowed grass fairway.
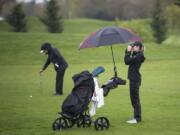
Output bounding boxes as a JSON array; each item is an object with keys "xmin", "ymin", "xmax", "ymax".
[{"xmin": 0, "ymin": 18, "xmax": 180, "ymax": 135}]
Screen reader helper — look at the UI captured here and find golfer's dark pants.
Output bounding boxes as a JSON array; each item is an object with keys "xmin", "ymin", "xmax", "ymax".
[
  {"xmin": 129, "ymin": 80, "xmax": 141, "ymax": 121},
  {"xmin": 56, "ymin": 69, "xmax": 66, "ymax": 94}
]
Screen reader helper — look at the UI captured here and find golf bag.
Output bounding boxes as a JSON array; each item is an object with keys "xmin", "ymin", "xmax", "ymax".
[{"xmin": 62, "ymin": 71, "xmax": 94, "ymax": 118}]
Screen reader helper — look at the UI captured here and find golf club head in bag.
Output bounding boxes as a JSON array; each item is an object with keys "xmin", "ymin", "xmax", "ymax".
[
  {"xmin": 92, "ymin": 66, "xmax": 105, "ymax": 77},
  {"xmin": 102, "ymin": 77, "xmax": 126, "ymax": 96}
]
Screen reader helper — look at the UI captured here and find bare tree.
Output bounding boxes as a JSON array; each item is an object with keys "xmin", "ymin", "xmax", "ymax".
[
  {"xmin": 24, "ymin": 0, "xmax": 36, "ymax": 16},
  {"xmin": 71, "ymin": 0, "xmax": 157, "ymax": 20},
  {"xmin": 0, "ymin": 0, "xmax": 15, "ymax": 15}
]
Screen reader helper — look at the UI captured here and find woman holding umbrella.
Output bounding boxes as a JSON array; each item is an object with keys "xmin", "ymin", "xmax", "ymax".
[{"xmin": 124, "ymin": 41, "xmax": 145, "ymax": 124}]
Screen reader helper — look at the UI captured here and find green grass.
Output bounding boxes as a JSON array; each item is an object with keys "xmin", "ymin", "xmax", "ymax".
[{"xmin": 0, "ymin": 17, "xmax": 180, "ymax": 135}]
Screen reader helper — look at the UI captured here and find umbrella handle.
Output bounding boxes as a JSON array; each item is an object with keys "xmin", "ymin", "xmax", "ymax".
[
  {"xmin": 110, "ymin": 45, "xmax": 118, "ymax": 77},
  {"xmin": 114, "ymin": 66, "xmax": 118, "ymax": 77}
]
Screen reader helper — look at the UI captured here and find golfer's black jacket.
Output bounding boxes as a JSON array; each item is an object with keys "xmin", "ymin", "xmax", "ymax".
[
  {"xmin": 42, "ymin": 48, "xmax": 68, "ymax": 71},
  {"xmin": 124, "ymin": 50, "xmax": 145, "ymax": 82}
]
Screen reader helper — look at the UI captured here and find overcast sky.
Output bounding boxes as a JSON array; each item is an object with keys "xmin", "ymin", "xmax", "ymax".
[{"xmin": 17, "ymin": 0, "xmax": 45, "ymax": 3}]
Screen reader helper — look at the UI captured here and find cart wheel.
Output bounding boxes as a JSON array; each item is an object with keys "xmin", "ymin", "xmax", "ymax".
[
  {"xmin": 66, "ymin": 119, "xmax": 75, "ymax": 128},
  {"xmin": 52, "ymin": 118, "xmax": 61, "ymax": 131},
  {"xmin": 77, "ymin": 115, "xmax": 91, "ymax": 128},
  {"xmin": 52, "ymin": 117, "xmax": 68, "ymax": 131},
  {"xmin": 94, "ymin": 117, "xmax": 110, "ymax": 131},
  {"xmin": 83, "ymin": 115, "xmax": 92, "ymax": 127},
  {"xmin": 77, "ymin": 116, "xmax": 83, "ymax": 128}
]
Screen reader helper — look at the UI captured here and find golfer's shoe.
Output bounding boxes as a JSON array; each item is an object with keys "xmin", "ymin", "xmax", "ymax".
[
  {"xmin": 54, "ymin": 93, "xmax": 63, "ymax": 96},
  {"xmin": 126, "ymin": 118, "xmax": 137, "ymax": 124}
]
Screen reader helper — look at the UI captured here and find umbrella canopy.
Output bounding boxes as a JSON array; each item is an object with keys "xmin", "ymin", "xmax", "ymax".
[
  {"xmin": 79, "ymin": 26, "xmax": 142, "ymax": 49},
  {"xmin": 79, "ymin": 26, "xmax": 142, "ymax": 77}
]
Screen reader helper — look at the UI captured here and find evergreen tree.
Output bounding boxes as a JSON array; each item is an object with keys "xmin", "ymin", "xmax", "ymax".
[
  {"xmin": 151, "ymin": 0, "xmax": 167, "ymax": 44},
  {"xmin": 40, "ymin": 0, "xmax": 63, "ymax": 33},
  {"xmin": 6, "ymin": 3, "xmax": 27, "ymax": 32},
  {"xmin": 165, "ymin": 4, "xmax": 180, "ymax": 32},
  {"xmin": 174, "ymin": 0, "xmax": 180, "ymax": 6}
]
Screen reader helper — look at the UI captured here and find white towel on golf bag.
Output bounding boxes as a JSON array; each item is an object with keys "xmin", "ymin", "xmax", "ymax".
[{"xmin": 89, "ymin": 78, "xmax": 104, "ymax": 116}]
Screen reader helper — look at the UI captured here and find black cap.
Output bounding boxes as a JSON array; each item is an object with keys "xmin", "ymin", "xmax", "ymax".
[
  {"xmin": 40, "ymin": 42, "xmax": 51, "ymax": 53},
  {"xmin": 133, "ymin": 41, "xmax": 143, "ymax": 48}
]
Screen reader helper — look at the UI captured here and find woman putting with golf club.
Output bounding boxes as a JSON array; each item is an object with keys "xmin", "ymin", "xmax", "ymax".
[{"xmin": 39, "ymin": 42, "xmax": 68, "ymax": 96}]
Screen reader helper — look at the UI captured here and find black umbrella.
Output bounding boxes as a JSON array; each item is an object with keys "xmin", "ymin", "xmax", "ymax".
[{"xmin": 79, "ymin": 26, "xmax": 142, "ymax": 76}]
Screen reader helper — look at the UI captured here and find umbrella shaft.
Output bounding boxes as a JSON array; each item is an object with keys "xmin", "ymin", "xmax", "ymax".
[{"xmin": 110, "ymin": 46, "xmax": 118, "ymax": 77}]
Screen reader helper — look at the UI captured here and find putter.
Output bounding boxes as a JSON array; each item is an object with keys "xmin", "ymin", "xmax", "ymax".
[{"xmin": 39, "ymin": 72, "xmax": 43, "ymax": 94}]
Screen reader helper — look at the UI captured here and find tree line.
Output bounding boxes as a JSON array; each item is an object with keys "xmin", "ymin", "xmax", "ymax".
[
  {"xmin": 0, "ymin": 0, "xmax": 178, "ymax": 20},
  {"xmin": 0, "ymin": 0, "xmax": 179, "ymax": 43}
]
